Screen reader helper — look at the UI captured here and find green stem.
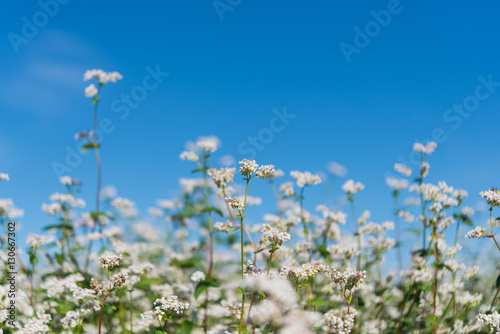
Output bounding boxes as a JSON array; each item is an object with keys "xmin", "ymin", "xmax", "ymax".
[
  {"xmin": 238, "ymin": 178, "xmax": 251, "ymax": 334},
  {"xmin": 267, "ymin": 252, "xmax": 273, "ymax": 277}
]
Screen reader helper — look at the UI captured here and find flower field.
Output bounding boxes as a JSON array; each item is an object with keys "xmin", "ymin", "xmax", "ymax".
[{"xmin": 2, "ymin": 70, "xmax": 500, "ymax": 334}]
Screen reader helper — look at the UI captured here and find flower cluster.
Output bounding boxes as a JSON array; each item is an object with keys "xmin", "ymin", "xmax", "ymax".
[
  {"xmin": 290, "ymin": 170, "xmax": 322, "ymax": 187},
  {"xmin": 98, "ymin": 252, "xmax": 123, "ymax": 269}
]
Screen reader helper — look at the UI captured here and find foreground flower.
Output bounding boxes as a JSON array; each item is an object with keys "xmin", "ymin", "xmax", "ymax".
[
  {"xmin": 465, "ymin": 226, "xmax": 485, "ymax": 239},
  {"xmin": 239, "ymin": 158, "xmax": 259, "ymax": 176},
  {"xmin": 480, "ymin": 188, "xmax": 500, "ymax": 207},
  {"xmin": 98, "ymin": 252, "xmax": 123, "ymax": 270}
]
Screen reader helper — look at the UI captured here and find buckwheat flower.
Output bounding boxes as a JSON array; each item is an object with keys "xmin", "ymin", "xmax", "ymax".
[
  {"xmin": 462, "ymin": 206, "xmax": 474, "ymax": 216},
  {"xmin": 279, "ymin": 182, "xmax": 295, "ymax": 197},
  {"xmin": 98, "ymin": 252, "xmax": 123, "ymax": 269},
  {"xmin": 110, "ymin": 273, "xmax": 127, "ymax": 288},
  {"xmin": 214, "ymin": 220, "xmax": 233, "ymax": 232},
  {"xmin": 42, "ymin": 202, "xmax": 63, "ymax": 215},
  {"xmin": 328, "ymin": 161, "xmax": 347, "ymax": 177},
  {"xmin": 420, "ymin": 162, "xmax": 430, "ymax": 177},
  {"xmin": 404, "ymin": 197, "xmax": 420, "ymax": 206},
  {"xmin": 385, "ymin": 176, "xmax": 409, "ymax": 191},
  {"xmin": 324, "ymin": 309, "xmax": 356, "ymax": 334},
  {"xmin": 154, "ymin": 295, "xmax": 189, "ymax": 315},
  {"xmin": 260, "ymin": 224, "xmax": 291, "ymax": 247},
  {"xmin": 358, "ymin": 210, "xmax": 370, "ymax": 225},
  {"xmin": 157, "ymin": 199, "xmax": 182, "ymax": 210},
  {"xmin": 246, "ymin": 196, "xmax": 262, "ymax": 206},
  {"xmin": 179, "ymin": 150, "xmax": 199, "ymax": 162},
  {"xmin": 243, "ymin": 260, "xmax": 262, "ymax": 277},
  {"xmin": 90, "ymin": 278, "xmax": 103, "ymax": 296},
  {"xmin": 280, "ymin": 263, "xmax": 329, "ymax": 282},
  {"xmin": 480, "ymin": 188, "xmax": 500, "ymax": 207},
  {"xmin": 290, "ymin": 170, "xmax": 322, "ymax": 187},
  {"xmin": 190, "ymin": 271, "xmax": 205, "ymax": 282},
  {"xmin": 256, "ymin": 164, "xmax": 276, "ymax": 179},
  {"xmin": 342, "ymin": 179, "xmax": 364, "ymax": 195},
  {"xmin": 106, "ymin": 71, "xmax": 123, "ymax": 83},
  {"xmin": 208, "ymin": 167, "xmax": 235, "ymax": 188},
  {"xmin": 26, "ymin": 233, "xmax": 54, "ymax": 248},
  {"xmin": 394, "ymin": 163, "xmax": 412, "ymax": 176},
  {"xmin": 111, "ymin": 197, "xmax": 135, "ymax": 209},
  {"xmin": 239, "ymin": 158, "xmax": 259, "ymax": 176},
  {"xmin": 382, "ymin": 221, "xmax": 394, "ymax": 230},
  {"xmin": 196, "ymin": 136, "xmax": 219, "ymax": 153},
  {"xmin": 329, "ymin": 268, "xmax": 366, "ymax": 291},
  {"xmin": 413, "ymin": 141, "xmax": 437, "ymax": 154},
  {"xmin": 0, "ymin": 173, "xmax": 9, "ymax": 181},
  {"xmin": 84, "ymin": 83, "xmax": 98, "ymax": 97},
  {"xmin": 429, "ymin": 202, "xmax": 442, "ymax": 213},
  {"xmin": 225, "ymin": 196, "xmax": 245, "ymax": 212},
  {"xmin": 101, "ymin": 186, "xmax": 117, "ymax": 200},
  {"xmin": 453, "ymin": 189, "xmax": 469, "ymax": 201},
  {"xmin": 465, "ymin": 226, "xmax": 485, "ymax": 239},
  {"xmin": 148, "ymin": 207, "xmax": 163, "ymax": 218},
  {"xmin": 462, "ymin": 265, "xmax": 479, "ymax": 280},
  {"xmin": 476, "ymin": 311, "xmax": 500, "ymax": 332}
]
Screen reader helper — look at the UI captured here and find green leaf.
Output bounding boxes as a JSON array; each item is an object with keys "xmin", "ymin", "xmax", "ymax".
[
  {"xmin": 81, "ymin": 142, "xmax": 100, "ymax": 152},
  {"xmin": 495, "ymin": 274, "xmax": 500, "ymax": 288},
  {"xmin": 298, "ymin": 282, "xmax": 309, "ymax": 288},
  {"xmin": 201, "ymin": 207, "xmax": 223, "ymax": 216},
  {"xmin": 43, "ymin": 224, "xmax": 74, "ymax": 231},
  {"xmin": 254, "ymin": 248, "xmax": 265, "ymax": 254},
  {"xmin": 237, "ymin": 287, "xmax": 245, "ymax": 294},
  {"xmin": 406, "ymin": 228, "xmax": 421, "ymax": 235},
  {"xmin": 191, "ymin": 167, "xmax": 208, "ymax": 173},
  {"xmin": 307, "ymin": 298, "xmax": 330, "ymax": 307},
  {"xmin": 194, "ymin": 280, "xmax": 220, "ymax": 300}
]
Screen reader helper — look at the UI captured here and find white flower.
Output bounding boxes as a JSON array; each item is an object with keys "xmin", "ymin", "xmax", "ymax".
[
  {"xmin": 225, "ymin": 196, "xmax": 245, "ymax": 212},
  {"xmin": 214, "ymin": 220, "xmax": 233, "ymax": 232},
  {"xmin": 84, "ymin": 83, "xmax": 98, "ymax": 97},
  {"xmin": 260, "ymin": 224, "xmax": 291, "ymax": 247},
  {"xmin": 180, "ymin": 151, "xmax": 199, "ymax": 162},
  {"xmin": 98, "ymin": 252, "xmax": 123, "ymax": 269},
  {"xmin": 190, "ymin": 271, "xmax": 206, "ymax": 282},
  {"xmin": 84, "ymin": 69, "xmax": 123, "ymax": 84},
  {"xmin": 342, "ymin": 179, "xmax": 364, "ymax": 196},
  {"xmin": 209, "ymin": 167, "xmax": 235, "ymax": 188},
  {"xmin": 256, "ymin": 165, "xmax": 276, "ymax": 179},
  {"xmin": 27, "ymin": 233, "xmax": 54, "ymax": 248},
  {"xmin": 196, "ymin": 136, "xmax": 220, "ymax": 153},
  {"xmin": 385, "ymin": 176, "xmax": 408, "ymax": 191},
  {"xmin": 394, "ymin": 163, "xmax": 412, "ymax": 176},
  {"xmin": 480, "ymin": 188, "xmax": 500, "ymax": 207},
  {"xmin": 465, "ymin": 226, "xmax": 485, "ymax": 239},
  {"xmin": 0, "ymin": 173, "xmax": 9, "ymax": 181},
  {"xmin": 290, "ymin": 170, "xmax": 321, "ymax": 187},
  {"xmin": 239, "ymin": 159, "xmax": 259, "ymax": 176},
  {"xmin": 328, "ymin": 162, "xmax": 347, "ymax": 177},
  {"xmin": 154, "ymin": 295, "xmax": 189, "ymax": 315},
  {"xmin": 413, "ymin": 141, "xmax": 437, "ymax": 154}
]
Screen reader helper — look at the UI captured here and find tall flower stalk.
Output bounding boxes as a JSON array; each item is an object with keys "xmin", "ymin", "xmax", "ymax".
[{"xmin": 81, "ymin": 69, "xmax": 122, "ymax": 271}]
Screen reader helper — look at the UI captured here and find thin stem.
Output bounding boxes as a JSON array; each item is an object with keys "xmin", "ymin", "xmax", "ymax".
[
  {"xmin": 98, "ymin": 291, "xmax": 111, "ymax": 334},
  {"xmin": 349, "ymin": 198, "xmax": 360, "ymax": 271},
  {"xmin": 238, "ymin": 178, "xmax": 251, "ymax": 334},
  {"xmin": 267, "ymin": 252, "xmax": 273, "ymax": 277},
  {"xmin": 393, "ymin": 192, "xmax": 403, "ymax": 273},
  {"xmin": 202, "ymin": 166, "xmax": 214, "ymax": 281}
]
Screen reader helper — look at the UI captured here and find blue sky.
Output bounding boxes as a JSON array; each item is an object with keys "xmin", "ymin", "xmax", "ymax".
[{"xmin": 1, "ymin": 1, "xmax": 500, "ymax": 254}]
